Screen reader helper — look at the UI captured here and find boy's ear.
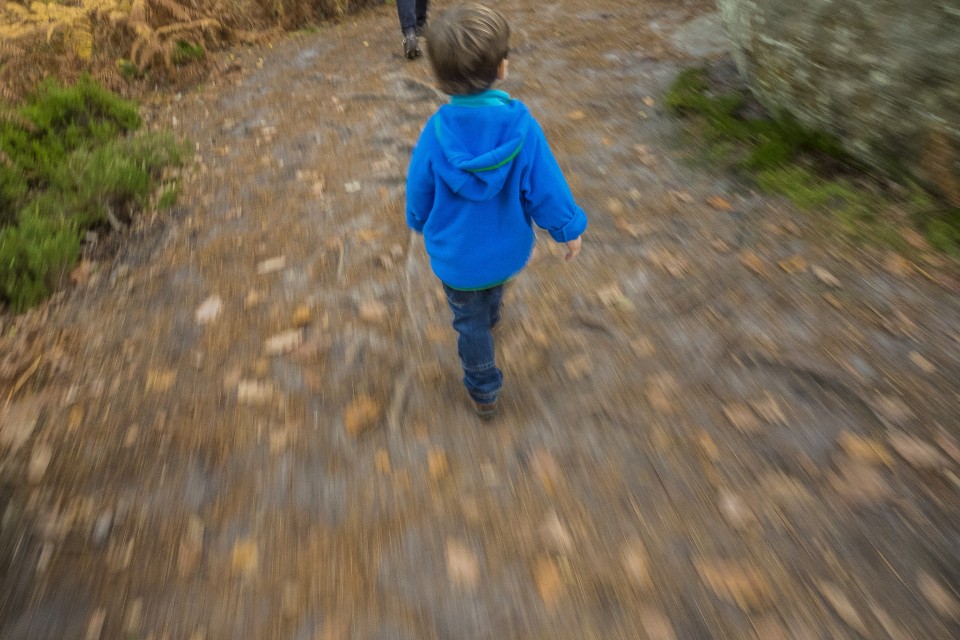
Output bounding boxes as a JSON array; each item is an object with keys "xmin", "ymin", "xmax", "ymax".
[{"xmin": 497, "ymin": 58, "xmax": 509, "ymax": 81}]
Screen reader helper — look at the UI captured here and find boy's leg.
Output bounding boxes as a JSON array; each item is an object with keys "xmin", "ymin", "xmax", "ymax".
[{"xmin": 443, "ymin": 284, "xmax": 503, "ymax": 406}]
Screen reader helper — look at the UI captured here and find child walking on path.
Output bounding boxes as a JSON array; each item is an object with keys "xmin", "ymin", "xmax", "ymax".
[{"xmin": 405, "ymin": 3, "xmax": 588, "ymax": 418}]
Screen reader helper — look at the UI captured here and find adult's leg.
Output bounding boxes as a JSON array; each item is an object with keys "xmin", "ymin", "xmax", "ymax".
[
  {"xmin": 415, "ymin": 0, "xmax": 429, "ymax": 30},
  {"xmin": 395, "ymin": 0, "xmax": 417, "ymax": 32},
  {"xmin": 443, "ymin": 285, "xmax": 503, "ymax": 404}
]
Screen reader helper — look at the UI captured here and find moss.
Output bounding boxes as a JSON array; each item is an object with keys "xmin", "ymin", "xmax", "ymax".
[
  {"xmin": 171, "ymin": 40, "xmax": 206, "ymax": 66},
  {"xmin": 666, "ymin": 66, "xmax": 958, "ymax": 254}
]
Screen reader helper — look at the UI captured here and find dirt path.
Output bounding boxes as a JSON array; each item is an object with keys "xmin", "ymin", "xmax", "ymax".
[{"xmin": 3, "ymin": 0, "xmax": 960, "ymax": 638}]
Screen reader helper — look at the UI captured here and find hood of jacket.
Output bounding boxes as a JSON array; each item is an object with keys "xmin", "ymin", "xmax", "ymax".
[{"xmin": 430, "ymin": 90, "xmax": 531, "ymax": 202}]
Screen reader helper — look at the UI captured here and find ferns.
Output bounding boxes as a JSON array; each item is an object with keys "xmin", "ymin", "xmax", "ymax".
[{"xmin": 0, "ymin": 0, "xmax": 224, "ymax": 71}]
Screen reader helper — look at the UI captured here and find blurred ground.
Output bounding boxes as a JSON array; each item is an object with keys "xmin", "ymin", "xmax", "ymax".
[{"xmin": 2, "ymin": 0, "xmax": 960, "ymax": 638}]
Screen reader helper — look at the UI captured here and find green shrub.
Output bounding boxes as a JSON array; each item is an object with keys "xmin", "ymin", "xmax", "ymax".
[
  {"xmin": 0, "ymin": 76, "xmax": 188, "ymax": 311},
  {"xmin": 0, "ymin": 210, "xmax": 80, "ymax": 312}
]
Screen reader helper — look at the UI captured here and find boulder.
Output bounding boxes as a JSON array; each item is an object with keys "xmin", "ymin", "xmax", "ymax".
[{"xmin": 717, "ymin": 0, "xmax": 960, "ymax": 204}]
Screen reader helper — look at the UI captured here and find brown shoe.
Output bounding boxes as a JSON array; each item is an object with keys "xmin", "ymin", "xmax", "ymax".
[{"xmin": 473, "ymin": 400, "xmax": 498, "ymax": 419}]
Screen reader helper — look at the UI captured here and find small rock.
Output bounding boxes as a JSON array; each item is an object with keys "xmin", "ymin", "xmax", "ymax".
[
  {"xmin": 344, "ymin": 181, "xmax": 361, "ymax": 193},
  {"xmin": 0, "ymin": 398, "xmax": 42, "ymax": 454},
  {"xmin": 872, "ymin": 395, "xmax": 915, "ymax": 426},
  {"xmin": 195, "ymin": 295, "xmax": 223, "ymax": 325},
  {"xmin": 620, "ymin": 538, "xmax": 653, "ymax": 588},
  {"xmin": 92, "ymin": 510, "xmax": 113, "ymax": 546},
  {"xmin": 717, "ymin": 489, "xmax": 758, "ymax": 530},
  {"xmin": 817, "ymin": 581, "xmax": 867, "ymax": 634},
  {"xmin": 237, "ymin": 380, "xmax": 275, "ymax": 405},
  {"xmin": 528, "ymin": 448, "xmax": 562, "ymax": 492},
  {"xmin": 124, "ymin": 598, "xmax": 143, "ymax": 634},
  {"xmin": 265, "ymin": 330, "xmax": 303, "ymax": 356},
  {"xmin": 28, "ymin": 443, "xmax": 53, "ymax": 483},
  {"xmin": 178, "ymin": 516, "xmax": 205, "ymax": 578},
  {"xmin": 539, "ymin": 512, "xmax": 574, "ymax": 552},
  {"xmin": 446, "ymin": 538, "xmax": 480, "ymax": 589},
  {"xmin": 749, "ymin": 394, "xmax": 786, "ymax": 425},
  {"xmin": 917, "ymin": 571, "xmax": 960, "ymax": 619},
  {"xmin": 256, "ymin": 256, "xmax": 286, "ymax": 274},
  {"xmin": 85, "ymin": 607, "xmax": 106, "ymax": 640},
  {"xmin": 812, "ymin": 265, "xmax": 841, "ymax": 287},
  {"xmin": 645, "ymin": 373, "xmax": 679, "ymax": 414},
  {"xmin": 888, "ymin": 432, "xmax": 948, "ymax": 469},
  {"xmin": 908, "ymin": 351, "xmax": 936, "ymax": 374}
]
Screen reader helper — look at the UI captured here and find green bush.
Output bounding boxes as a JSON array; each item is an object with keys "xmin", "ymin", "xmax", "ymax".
[
  {"xmin": 0, "ymin": 210, "xmax": 81, "ymax": 311},
  {"xmin": 0, "ymin": 75, "xmax": 187, "ymax": 312}
]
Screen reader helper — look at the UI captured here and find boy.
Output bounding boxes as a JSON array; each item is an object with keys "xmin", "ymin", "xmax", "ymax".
[{"xmin": 405, "ymin": 2, "xmax": 587, "ymax": 418}]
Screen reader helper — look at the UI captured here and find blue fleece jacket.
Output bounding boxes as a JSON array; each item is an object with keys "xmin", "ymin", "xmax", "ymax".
[{"xmin": 406, "ymin": 90, "xmax": 588, "ymax": 290}]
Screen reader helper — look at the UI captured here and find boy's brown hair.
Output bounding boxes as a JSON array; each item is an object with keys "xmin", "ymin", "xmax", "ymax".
[{"xmin": 426, "ymin": 3, "xmax": 510, "ymax": 95}]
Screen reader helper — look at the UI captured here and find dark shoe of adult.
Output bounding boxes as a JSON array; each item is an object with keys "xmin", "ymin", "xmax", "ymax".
[
  {"xmin": 473, "ymin": 400, "xmax": 498, "ymax": 420},
  {"xmin": 403, "ymin": 29, "xmax": 422, "ymax": 59}
]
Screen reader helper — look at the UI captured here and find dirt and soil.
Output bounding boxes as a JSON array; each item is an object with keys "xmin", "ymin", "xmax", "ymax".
[{"xmin": 2, "ymin": 0, "xmax": 960, "ymax": 638}]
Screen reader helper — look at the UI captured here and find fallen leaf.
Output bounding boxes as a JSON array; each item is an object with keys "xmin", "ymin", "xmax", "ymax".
[
  {"xmin": 739, "ymin": 251, "xmax": 768, "ymax": 277},
  {"xmin": 292, "ymin": 305, "xmax": 312, "ymax": 327},
  {"xmin": 85, "ymin": 608, "xmax": 106, "ymax": 640},
  {"xmin": 0, "ymin": 398, "xmax": 42, "ymax": 454},
  {"xmin": 230, "ymin": 539, "xmax": 259, "ymax": 576},
  {"xmin": 563, "ymin": 354, "xmax": 592, "ymax": 380},
  {"xmin": 145, "ymin": 369, "xmax": 176, "ymax": 392},
  {"xmin": 446, "ymin": 539, "xmax": 480, "ymax": 589},
  {"xmin": 749, "ymin": 394, "xmax": 786, "ymax": 425},
  {"xmin": 70, "ymin": 260, "xmax": 94, "ymax": 286},
  {"xmin": 777, "ymin": 254, "xmax": 808, "ymax": 274},
  {"xmin": 837, "ymin": 432, "xmax": 891, "ymax": 465},
  {"xmin": 817, "ymin": 581, "xmax": 867, "ymax": 634},
  {"xmin": 428, "ymin": 449, "xmax": 449, "ymax": 479},
  {"xmin": 829, "ymin": 461, "xmax": 892, "ymax": 503},
  {"xmin": 634, "ymin": 145, "xmax": 657, "ymax": 166},
  {"xmin": 566, "ymin": 110, "xmax": 586, "ymax": 121},
  {"xmin": 606, "ymin": 197, "xmax": 625, "ymax": 216},
  {"xmin": 706, "ymin": 195, "xmax": 733, "ymax": 211},
  {"xmin": 871, "ymin": 395, "xmax": 915, "ymax": 426},
  {"xmin": 723, "ymin": 403, "xmax": 761, "ymax": 434},
  {"xmin": 344, "ymin": 394, "xmax": 380, "ymax": 437},
  {"xmin": 643, "ymin": 96, "xmax": 655, "ymax": 107},
  {"xmin": 528, "ymin": 448, "xmax": 562, "ymax": 492},
  {"xmin": 884, "ymin": 253, "xmax": 912, "ymax": 277},
  {"xmin": 375, "ymin": 449, "xmax": 391, "ymax": 474},
  {"xmin": 667, "ymin": 189, "xmax": 693, "ymax": 204},
  {"xmin": 533, "ymin": 556, "xmax": 565, "ymax": 609}
]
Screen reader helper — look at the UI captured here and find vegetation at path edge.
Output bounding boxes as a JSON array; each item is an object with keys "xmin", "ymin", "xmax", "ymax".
[
  {"xmin": 0, "ymin": 75, "xmax": 187, "ymax": 312},
  {"xmin": 666, "ymin": 67, "xmax": 960, "ymax": 255}
]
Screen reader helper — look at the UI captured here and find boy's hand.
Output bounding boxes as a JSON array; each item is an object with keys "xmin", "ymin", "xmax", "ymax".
[{"xmin": 564, "ymin": 237, "xmax": 582, "ymax": 261}]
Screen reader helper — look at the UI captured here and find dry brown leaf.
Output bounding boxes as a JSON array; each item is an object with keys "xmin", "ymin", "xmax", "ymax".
[
  {"xmin": 427, "ymin": 449, "xmax": 449, "ymax": 479},
  {"xmin": 646, "ymin": 373, "xmax": 679, "ymax": 413},
  {"xmin": 706, "ymin": 195, "xmax": 733, "ymax": 211},
  {"xmin": 908, "ymin": 351, "xmax": 936, "ymax": 374},
  {"xmin": 696, "ymin": 559, "xmax": 773, "ymax": 610},
  {"xmin": 638, "ymin": 606, "xmax": 676, "ymax": 640},
  {"xmin": 837, "ymin": 432, "xmax": 892, "ymax": 465},
  {"xmin": 917, "ymin": 571, "xmax": 960, "ymax": 619},
  {"xmin": 145, "ymin": 369, "xmax": 176, "ymax": 392},
  {"xmin": 812, "ymin": 265, "xmax": 841, "ymax": 287},
  {"xmin": 888, "ymin": 432, "xmax": 948, "ymax": 469},
  {"xmin": 739, "ymin": 251, "xmax": 768, "ymax": 277},
  {"xmin": 292, "ymin": 305, "xmax": 312, "ymax": 327},
  {"xmin": 723, "ymin": 403, "xmax": 761, "ymax": 434},
  {"xmin": 566, "ymin": 110, "xmax": 586, "ymax": 121},
  {"xmin": 620, "ymin": 538, "xmax": 653, "ymax": 588},
  {"xmin": 344, "ymin": 394, "xmax": 380, "ymax": 437},
  {"xmin": 533, "ymin": 556, "xmax": 565, "ymax": 609},
  {"xmin": 230, "ymin": 539, "xmax": 259, "ymax": 576},
  {"xmin": 777, "ymin": 254, "xmax": 808, "ymax": 274},
  {"xmin": 817, "ymin": 581, "xmax": 867, "ymax": 634}
]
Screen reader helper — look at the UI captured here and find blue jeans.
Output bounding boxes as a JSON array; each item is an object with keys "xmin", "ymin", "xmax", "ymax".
[
  {"xmin": 442, "ymin": 283, "xmax": 504, "ymax": 404},
  {"xmin": 396, "ymin": 0, "xmax": 428, "ymax": 33}
]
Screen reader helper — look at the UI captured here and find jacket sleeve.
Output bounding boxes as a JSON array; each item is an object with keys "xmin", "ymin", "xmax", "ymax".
[
  {"xmin": 520, "ymin": 120, "xmax": 588, "ymax": 242},
  {"xmin": 405, "ymin": 124, "xmax": 435, "ymax": 233}
]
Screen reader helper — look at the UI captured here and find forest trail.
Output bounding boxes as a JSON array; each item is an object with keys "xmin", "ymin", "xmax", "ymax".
[{"xmin": 2, "ymin": 0, "xmax": 960, "ymax": 638}]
